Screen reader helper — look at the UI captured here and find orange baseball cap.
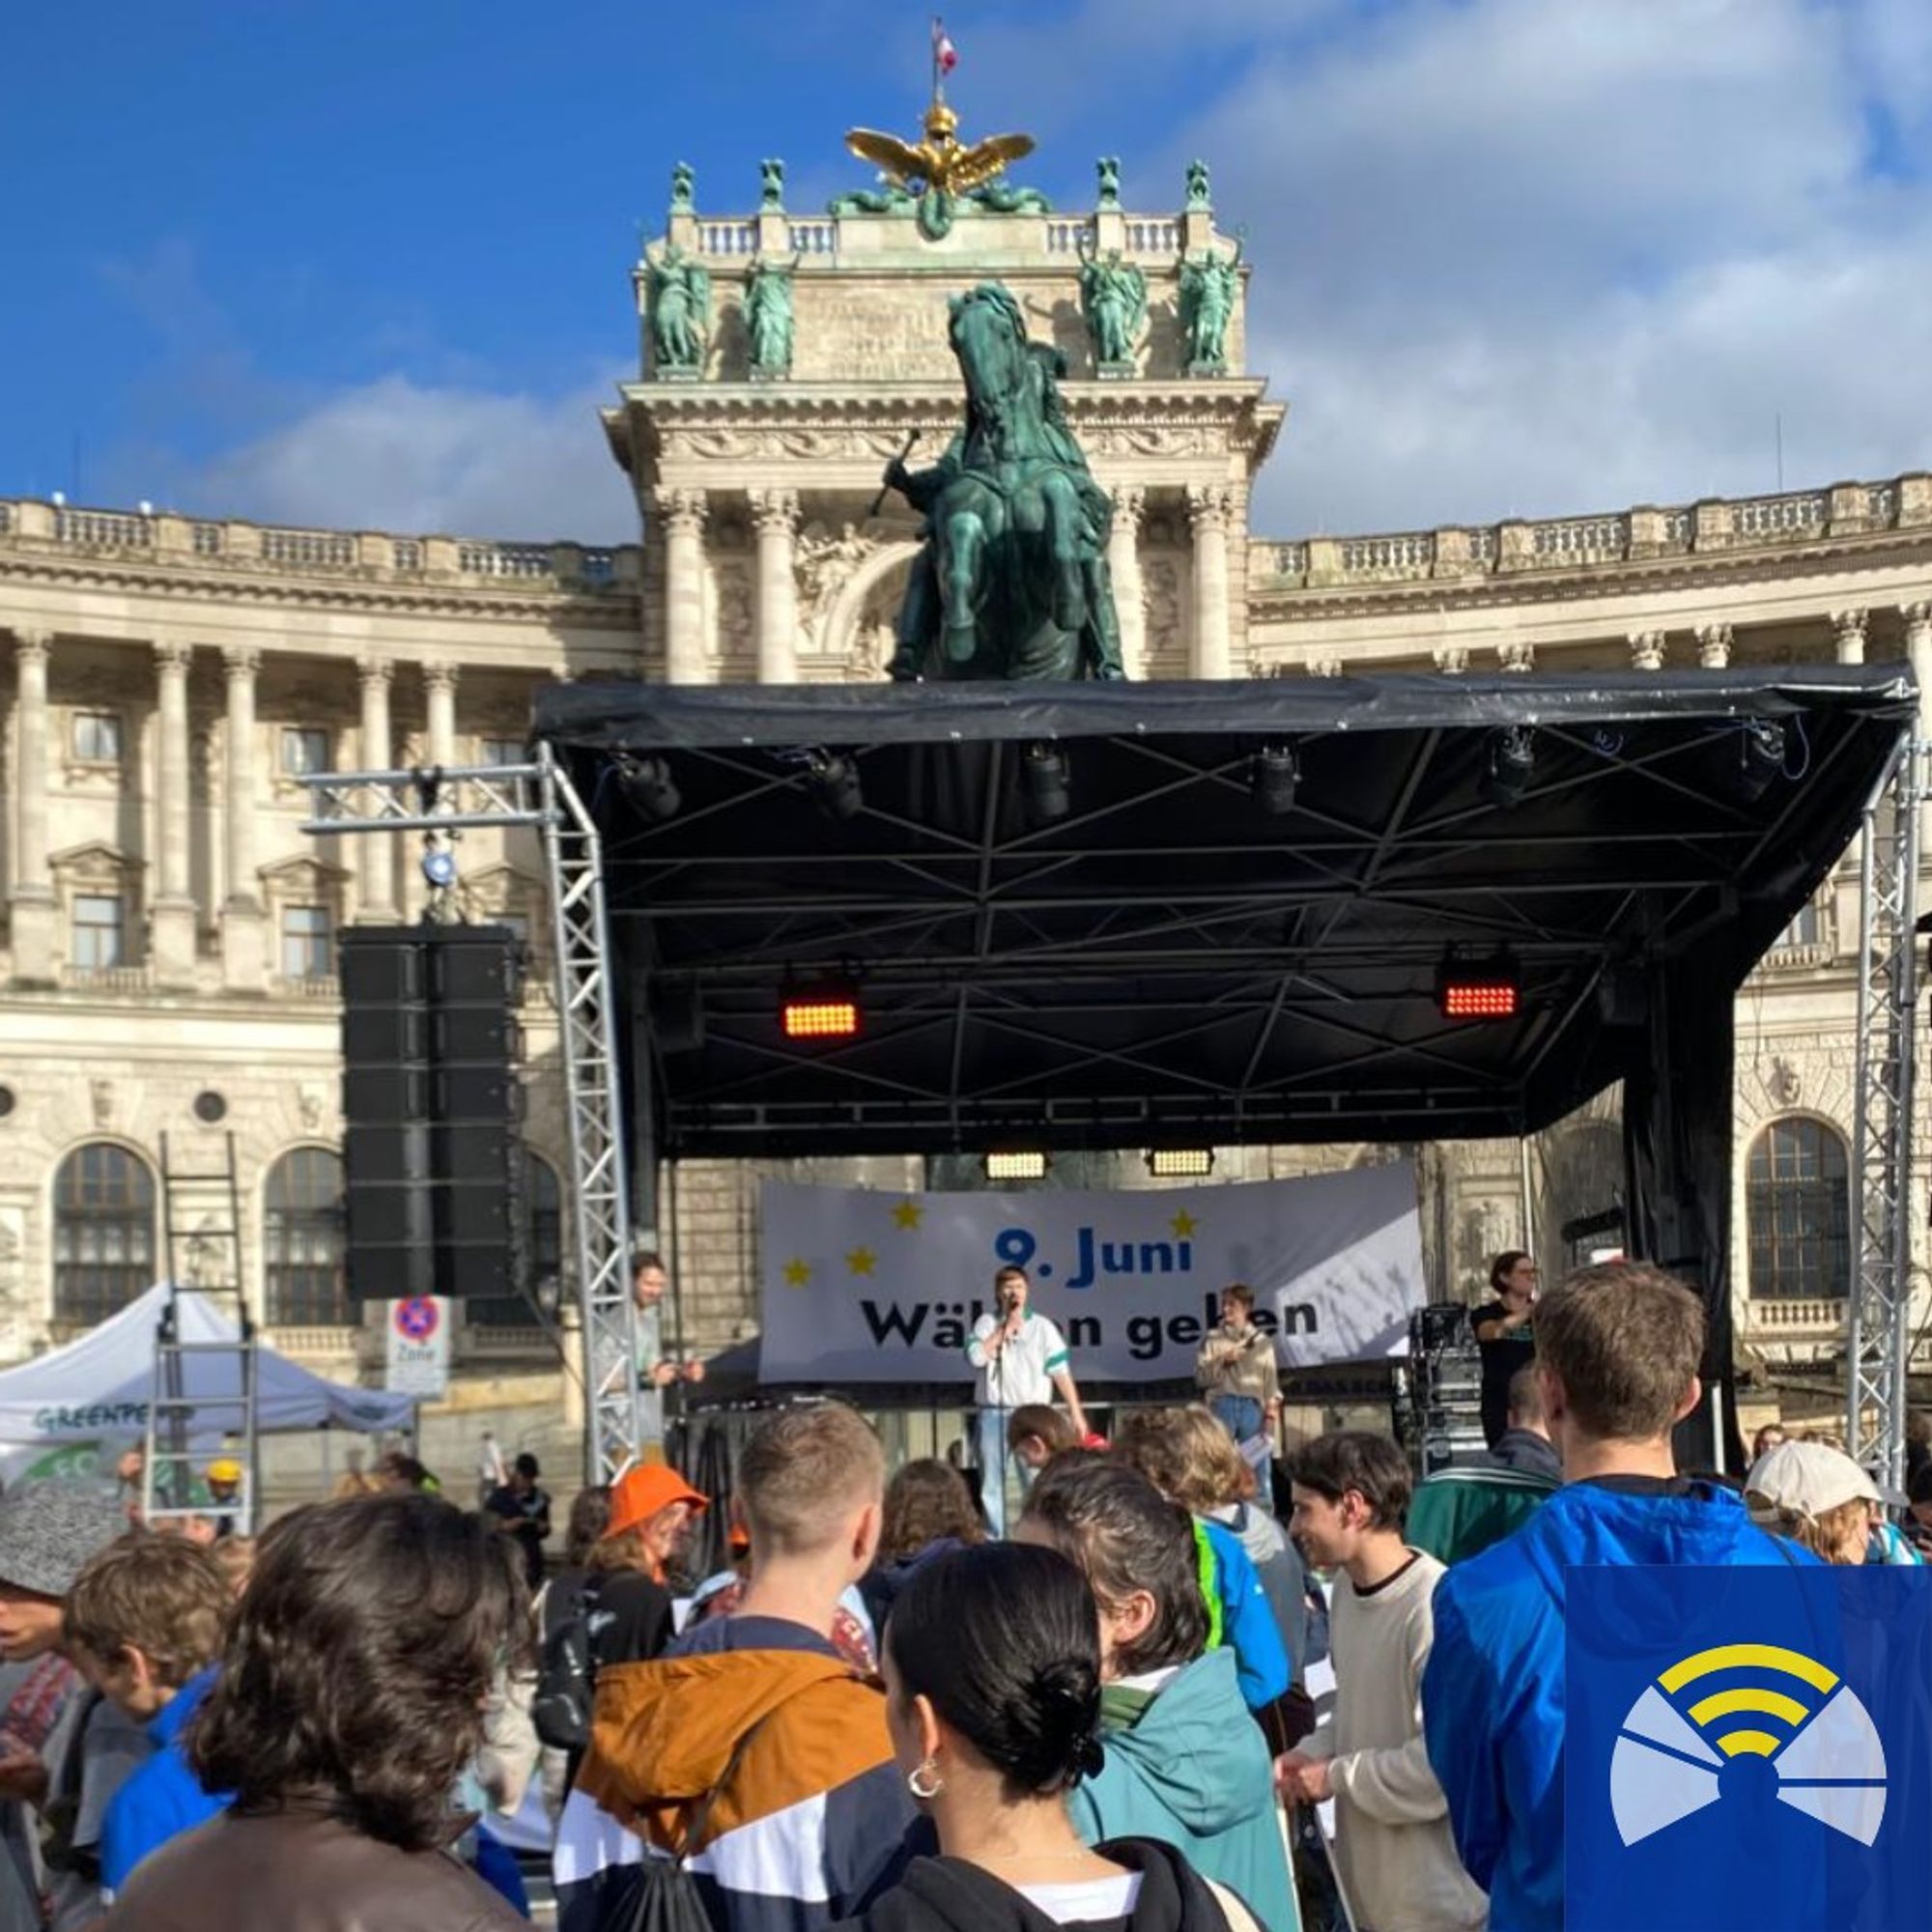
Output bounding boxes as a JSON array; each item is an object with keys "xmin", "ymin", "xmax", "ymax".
[{"xmin": 604, "ymin": 1463, "xmax": 709, "ymax": 1540}]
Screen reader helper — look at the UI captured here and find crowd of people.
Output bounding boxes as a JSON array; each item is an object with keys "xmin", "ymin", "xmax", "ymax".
[{"xmin": 0, "ymin": 1253, "xmax": 1917, "ymax": 1932}]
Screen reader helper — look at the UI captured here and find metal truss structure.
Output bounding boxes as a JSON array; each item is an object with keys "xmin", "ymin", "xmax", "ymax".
[
  {"xmin": 301, "ymin": 750, "xmax": 641, "ymax": 1483},
  {"xmin": 1847, "ymin": 737, "xmax": 1923, "ymax": 1482}
]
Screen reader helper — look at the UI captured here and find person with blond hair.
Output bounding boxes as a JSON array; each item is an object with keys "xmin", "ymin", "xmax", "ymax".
[
  {"xmin": 1746, "ymin": 1437, "xmax": 1895, "ymax": 1565},
  {"xmin": 555, "ymin": 1403, "xmax": 914, "ymax": 1932}
]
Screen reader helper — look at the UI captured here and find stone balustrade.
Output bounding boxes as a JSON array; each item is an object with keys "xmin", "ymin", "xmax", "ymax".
[
  {"xmin": 0, "ymin": 499, "xmax": 642, "ymax": 595},
  {"xmin": 1249, "ymin": 472, "xmax": 1931, "ymax": 591},
  {"xmin": 670, "ymin": 209, "xmax": 1190, "ymax": 264}
]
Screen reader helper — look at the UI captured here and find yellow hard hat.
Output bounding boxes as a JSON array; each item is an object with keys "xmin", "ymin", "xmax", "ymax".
[{"xmin": 206, "ymin": 1458, "xmax": 243, "ymax": 1485}]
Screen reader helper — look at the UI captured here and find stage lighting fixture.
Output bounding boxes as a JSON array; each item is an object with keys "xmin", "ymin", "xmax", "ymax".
[
  {"xmin": 420, "ymin": 847, "xmax": 458, "ymax": 890},
  {"xmin": 983, "ymin": 1150, "xmax": 1049, "ymax": 1181},
  {"xmin": 1479, "ymin": 726, "xmax": 1535, "ymax": 810},
  {"xmin": 1023, "ymin": 743, "xmax": 1070, "ymax": 822},
  {"xmin": 807, "ymin": 752, "xmax": 864, "ymax": 821},
  {"xmin": 1146, "ymin": 1148, "xmax": 1215, "ymax": 1178},
  {"xmin": 1253, "ymin": 743, "xmax": 1298, "ymax": 816},
  {"xmin": 1435, "ymin": 953, "xmax": 1521, "ymax": 1021},
  {"xmin": 780, "ymin": 986, "xmax": 862, "ymax": 1039},
  {"xmin": 616, "ymin": 753, "xmax": 681, "ymax": 822},
  {"xmin": 1724, "ymin": 719, "xmax": 1787, "ymax": 804}
]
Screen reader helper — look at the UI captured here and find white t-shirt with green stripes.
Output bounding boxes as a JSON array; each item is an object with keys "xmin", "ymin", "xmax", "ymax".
[{"xmin": 968, "ymin": 1309, "xmax": 1071, "ymax": 1407}]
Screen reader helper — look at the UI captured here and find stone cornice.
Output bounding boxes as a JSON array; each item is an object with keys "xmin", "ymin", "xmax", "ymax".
[{"xmin": 0, "ymin": 551, "xmax": 643, "ymax": 628}]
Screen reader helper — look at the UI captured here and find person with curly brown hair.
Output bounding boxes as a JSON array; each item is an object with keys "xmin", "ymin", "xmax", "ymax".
[
  {"xmin": 860, "ymin": 1460, "xmax": 983, "ymax": 1633},
  {"xmin": 103, "ymin": 1492, "xmax": 530, "ymax": 1932}
]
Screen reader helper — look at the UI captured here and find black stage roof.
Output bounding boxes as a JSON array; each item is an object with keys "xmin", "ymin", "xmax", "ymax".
[{"xmin": 536, "ymin": 668, "xmax": 1914, "ymax": 1157}]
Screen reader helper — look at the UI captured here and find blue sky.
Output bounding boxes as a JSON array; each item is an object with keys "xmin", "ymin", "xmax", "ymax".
[{"xmin": 5, "ymin": 0, "xmax": 1932, "ymax": 542}]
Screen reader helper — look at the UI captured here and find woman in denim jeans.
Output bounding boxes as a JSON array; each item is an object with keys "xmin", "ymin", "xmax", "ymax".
[{"xmin": 1193, "ymin": 1285, "xmax": 1281, "ymax": 1492}]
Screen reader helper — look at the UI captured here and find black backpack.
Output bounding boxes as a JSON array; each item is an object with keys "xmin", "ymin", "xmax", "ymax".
[{"xmin": 532, "ymin": 1570, "xmax": 597, "ymax": 1751}]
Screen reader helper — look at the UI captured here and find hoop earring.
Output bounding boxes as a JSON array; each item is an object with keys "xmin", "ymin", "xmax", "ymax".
[{"xmin": 907, "ymin": 1757, "xmax": 943, "ymax": 1801}]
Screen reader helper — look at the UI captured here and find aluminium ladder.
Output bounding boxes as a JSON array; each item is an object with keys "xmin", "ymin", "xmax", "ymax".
[{"xmin": 141, "ymin": 1131, "xmax": 260, "ymax": 1535}]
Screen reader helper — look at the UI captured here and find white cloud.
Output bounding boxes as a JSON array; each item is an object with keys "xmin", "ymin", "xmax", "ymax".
[{"xmin": 181, "ymin": 372, "xmax": 638, "ymax": 544}]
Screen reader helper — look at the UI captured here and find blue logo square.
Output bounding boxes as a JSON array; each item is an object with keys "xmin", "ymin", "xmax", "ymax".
[{"xmin": 1566, "ymin": 1564, "xmax": 1932, "ymax": 1931}]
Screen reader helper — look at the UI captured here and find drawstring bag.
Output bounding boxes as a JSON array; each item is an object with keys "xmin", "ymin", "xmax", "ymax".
[{"xmin": 618, "ymin": 1719, "xmax": 763, "ymax": 1932}]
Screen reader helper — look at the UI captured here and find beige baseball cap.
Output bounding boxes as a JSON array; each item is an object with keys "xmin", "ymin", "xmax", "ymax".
[{"xmin": 1746, "ymin": 1438, "xmax": 1881, "ymax": 1518}]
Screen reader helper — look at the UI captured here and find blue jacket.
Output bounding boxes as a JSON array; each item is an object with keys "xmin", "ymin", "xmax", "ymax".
[
  {"xmin": 1199, "ymin": 1520, "xmax": 1290, "ymax": 1710},
  {"xmin": 1069, "ymin": 1647, "xmax": 1298, "ymax": 1932},
  {"xmin": 1421, "ymin": 1480, "xmax": 1812, "ymax": 1932},
  {"xmin": 100, "ymin": 1667, "xmax": 228, "ymax": 1895}
]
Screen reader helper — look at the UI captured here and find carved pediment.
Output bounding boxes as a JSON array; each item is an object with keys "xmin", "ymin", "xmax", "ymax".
[
  {"xmin": 48, "ymin": 840, "xmax": 142, "ymax": 888},
  {"xmin": 258, "ymin": 853, "xmax": 353, "ymax": 892}
]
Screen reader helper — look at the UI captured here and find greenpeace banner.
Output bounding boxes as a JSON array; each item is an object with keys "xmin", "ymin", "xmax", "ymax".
[{"xmin": 758, "ymin": 1165, "xmax": 1424, "ymax": 1384}]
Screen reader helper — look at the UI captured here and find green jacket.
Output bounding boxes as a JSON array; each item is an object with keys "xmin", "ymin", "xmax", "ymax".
[{"xmin": 1068, "ymin": 1648, "xmax": 1299, "ymax": 1931}]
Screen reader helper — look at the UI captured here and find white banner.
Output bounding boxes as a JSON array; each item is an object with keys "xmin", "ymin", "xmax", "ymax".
[
  {"xmin": 384, "ymin": 1296, "xmax": 450, "ymax": 1399},
  {"xmin": 757, "ymin": 1166, "xmax": 1424, "ymax": 1384}
]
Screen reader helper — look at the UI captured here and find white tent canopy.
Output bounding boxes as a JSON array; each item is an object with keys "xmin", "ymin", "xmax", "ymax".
[{"xmin": 0, "ymin": 1284, "xmax": 414, "ymax": 1450}]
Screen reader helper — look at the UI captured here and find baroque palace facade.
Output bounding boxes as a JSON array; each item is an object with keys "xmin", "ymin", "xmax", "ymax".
[{"xmin": 4, "ymin": 152, "xmax": 1930, "ymax": 1424}]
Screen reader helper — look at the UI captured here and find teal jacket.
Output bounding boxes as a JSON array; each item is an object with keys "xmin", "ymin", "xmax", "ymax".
[{"xmin": 1068, "ymin": 1648, "xmax": 1298, "ymax": 1932}]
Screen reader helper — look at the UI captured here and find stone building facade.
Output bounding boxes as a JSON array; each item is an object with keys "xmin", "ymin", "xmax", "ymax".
[{"xmin": 4, "ymin": 156, "xmax": 1928, "ymax": 1433}]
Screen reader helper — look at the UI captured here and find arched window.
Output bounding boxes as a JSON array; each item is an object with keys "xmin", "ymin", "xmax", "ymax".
[
  {"xmin": 1747, "ymin": 1118, "xmax": 1851, "ymax": 1299},
  {"xmin": 465, "ymin": 1150, "xmax": 561, "ymax": 1330},
  {"xmin": 53, "ymin": 1144, "xmax": 156, "ymax": 1326},
  {"xmin": 264, "ymin": 1148, "xmax": 348, "ymax": 1327}
]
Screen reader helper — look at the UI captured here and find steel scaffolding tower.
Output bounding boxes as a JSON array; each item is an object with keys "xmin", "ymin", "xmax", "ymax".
[
  {"xmin": 300, "ymin": 748, "xmax": 642, "ymax": 1483},
  {"xmin": 1847, "ymin": 737, "xmax": 1923, "ymax": 1484}
]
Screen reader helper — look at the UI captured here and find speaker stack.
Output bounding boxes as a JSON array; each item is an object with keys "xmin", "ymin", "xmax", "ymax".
[
  {"xmin": 340, "ymin": 925, "xmax": 525, "ymax": 1302},
  {"xmin": 1405, "ymin": 1303, "xmax": 1489, "ymax": 1475}
]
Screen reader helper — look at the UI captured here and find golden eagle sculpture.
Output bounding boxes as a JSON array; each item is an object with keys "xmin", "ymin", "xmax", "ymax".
[{"xmin": 844, "ymin": 100, "xmax": 1038, "ymax": 241}]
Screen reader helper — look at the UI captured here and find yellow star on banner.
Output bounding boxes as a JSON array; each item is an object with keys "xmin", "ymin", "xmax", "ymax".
[
  {"xmin": 892, "ymin": 1199, "xmax": 924, "ymax": 1231},
  {"xmin": 783, "ymin": 1257, "xmax": 812, "ymax": 1288},
  {"xmin": 1170, "ymin": 1209, "xmax": 1200, "ymax": 1238},
  {"xmin": 846, "ymin": 1246, "xmax": 879, "ymax": 1277}
]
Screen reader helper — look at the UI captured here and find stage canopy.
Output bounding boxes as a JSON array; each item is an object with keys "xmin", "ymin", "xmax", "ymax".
[{"xmin": 537, "ymin": 667, "xmax": 1913, "ymax": 1159}]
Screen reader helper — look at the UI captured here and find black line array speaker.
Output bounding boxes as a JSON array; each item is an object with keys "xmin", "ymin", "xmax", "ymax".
[{"xmin": 340, "ymin": 924, "xmax": 525, "ymax": 1301}]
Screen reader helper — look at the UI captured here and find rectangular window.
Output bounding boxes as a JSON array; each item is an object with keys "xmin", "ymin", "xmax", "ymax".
[
  {"xmin": 1776, "ymin": 900, "xmax": 1823, "ymax": 951},
  {"xmin": 281, "ymin": 905, "xmax": 331, "ymax": 980},
  {"xmin": 280, "ymin": 726, "xmax": 330, "ymax": 776},
  {"xmin": 71, "ymin": 713, "xmax": 123, "ymax": 763},
  {"xmin": 71, "ymin": 895, "xmax": 126, "ymax": 970},
  {"xmin": 480, "ymin": 738, "xmax": 526, "ymax": 768}
]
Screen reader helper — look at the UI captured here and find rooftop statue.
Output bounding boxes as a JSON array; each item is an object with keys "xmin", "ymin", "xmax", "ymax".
[
  {"xmin": 1077, "ymin": 237, "xmax": 1148, "ymax": 370},
  {"xmin": 844, "ymin": 92, "xmax": 1037, "ymax": 241},
  {"xmin": 882, "ymin": 282, "xmax": 1125, "ymax": 682},
  {"xmin": 1179, "ymin": 238, "xmax": 1241, "ymax": 373},
  {"xmin": 744, "ymin": 255, "xmax": 797, "ymax": 378},
  {"xmin": 644, "ymin": 242, "xmax": 710, "ymax": 374}
]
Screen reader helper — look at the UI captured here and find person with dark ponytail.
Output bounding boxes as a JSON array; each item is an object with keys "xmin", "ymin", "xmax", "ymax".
[{"xmin": 840, "ymin": 1542, "xmax": 1259, "ymax": 1932}]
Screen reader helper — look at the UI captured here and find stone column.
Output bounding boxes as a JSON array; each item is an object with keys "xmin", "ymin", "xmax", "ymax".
[
  {"xmin": 1902, "ymin": 603, "xmax": 1932, "ymax": 739},
  {"xmin": 1695, "ymin": 623, "xmax": 1734, "ymax": 669},
  {"xmin": 656, "ymin": 489, "xmax": 709, "ymax": 686},
  {"xmin": 1108, "ymin": 486, "xmax": 1147, "ymax": 680},
  {"xmin": 356, "ymin": 657, "xmax": 397, "ymax": 922},
  {"xmin": 1186, "ymin": 486, "xmax": 1233, "ymax": 680},
  {"xmin": 748, "ymin": 489, "xmax": 801, "ymax": 685},
  {"xmin": 151, "ymin": 639, "xmax": 197, "ymax": 986},
  {"xmin": 220, "ymin": 645, "xmax": 266, "ymax": 987},
  {"xmin": 1629, "ymin": 630, "xmax": 1666, "ymax": 671},
  {"xmin": 1833, "ymin": 608, "xmax": 1868, "ymax": 666},
  {"xmin": 424, "ymin": 662, "xmax": 459, "ymax": 766},
  {"xmin": 9, "ymin": 630, "xmax": 56, "ymax": 982}
]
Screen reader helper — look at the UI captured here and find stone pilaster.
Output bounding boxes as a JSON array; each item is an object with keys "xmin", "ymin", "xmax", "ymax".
[
  {"xmin": 424, "ymin": 662, "xmax": 459, "ymax": 767},
  {"xmin": 1629, "ymin": 630, "xmax": 1667, "ymax": 671},
  {"xmin": 1901, "ymin": 603, "xmax": 1932, "ymax": 739},
  {"xmin": 657, "ymin": 489, "xmax": 709, "ymax": 686},
  {"xmin": 1108, "ymin": 486, "xmax": 1147, "ymax": 680},
  {"xmin": 1497, "ymin": 640, "xmax": 1535, "ymax": 673},
  {"xmin": 1696, "ymin": 623, "xmax": 1734, "ymax": 669},
  {"xmin": 220, "ymin": 645, "xmax": 266, "ymax": 988},
  {"xmin": 1832, "ymin": 608, "xmax": 1868, "ymax": 666},
  {"xmin": 356, "ymin": 657, "xmax": 398, "ymax": 922},
  {"xmin": 748, "ymin": 489, "xmax": 801, "ymax": 685},
  {"xmin": 1432, "ymin": 645, "xmax": 1469, "ymax": 674},
  {"xmin": 151, "ymin": 639, "xmax": 197, "ymax": 987},
  {"xmin": 9, "ymin": 630, "xmax": 56, "ymax": 982},
  {"xmin": 1186, "ymin": 485, "xmax": 1233, "ymax": 680}
]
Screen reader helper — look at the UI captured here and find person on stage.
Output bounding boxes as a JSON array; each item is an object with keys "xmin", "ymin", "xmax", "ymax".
[
  {"xmin": 967, "ymin": 1265, "xmax": 1089, "ymax": 1538},
  {"xmin": 1194, "ymin": 1283, "xmax": 1283, "ymax": 1492},
  {"xmin": 1472, "ymin": 1251, "xmax": 1538, "ymax": 1448}
]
